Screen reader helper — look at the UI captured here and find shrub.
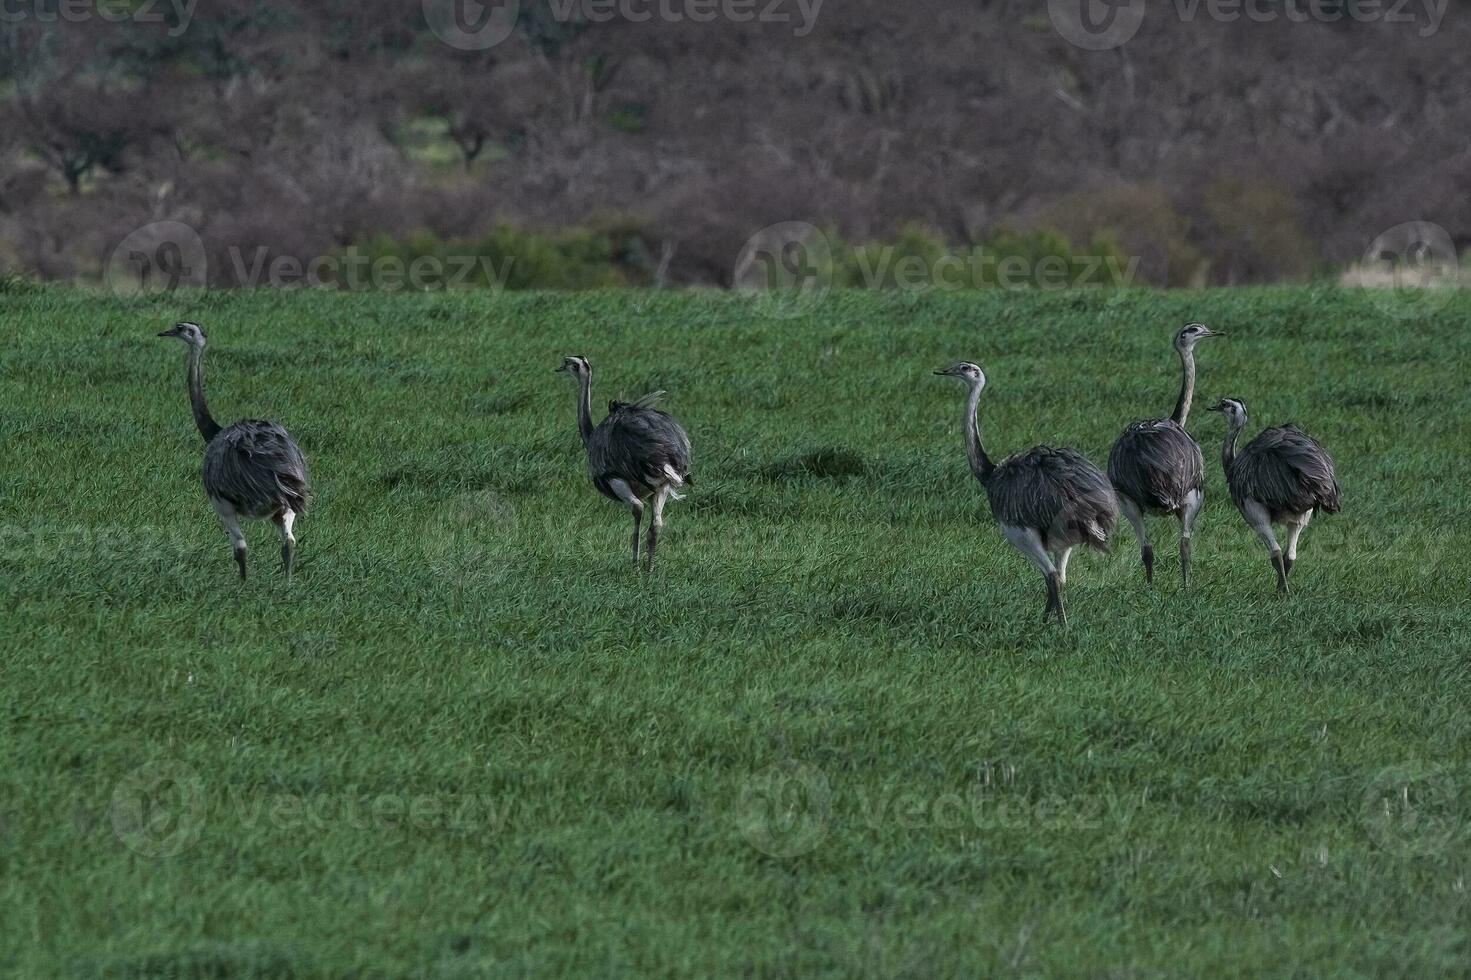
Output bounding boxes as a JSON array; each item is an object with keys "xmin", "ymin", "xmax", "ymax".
[
  {"xmin": 1038, "ymin": 183, "xmax": 1203, "ymax": 287},
  {"xmin": 342, "ymin": 225, "xmax": 655, "ymax": 291},
  {"xmin": 974, "ymin": 228, "xmax": 1134, "ymax": 289},
  {"xmin": 836, "ymin": 224, "xmax": 950, "ymax": 289},
  {"xmin": 830, "ymin": 225, "xmax": 1134, "ymax": 291},
  {"xmin": 1200, "ymin": 178, "xmax": 1319, "ymax": 284}
]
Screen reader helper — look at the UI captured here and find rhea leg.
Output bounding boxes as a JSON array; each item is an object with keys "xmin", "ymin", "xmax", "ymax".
[
  {"xmin": 1118, "ymin": 495, "xmax": 1152, "ymax": 585},
  {"xmin": 1242, "ymin": 499, "xmax": 1287, "ymax": 593},
  {"xmin": 1283, "ymin": 510, "xmax": 1312, "ymax": 577},
  {"xmin": 608, "ymin": 479, "xmax": 644, "ymax": 568},
  {"xmin": 212, "ymin": 498, "xmax": 247, "ymax": 581},
  {"xmin": 645, "ymin": 487, "xmax": 670, "ymax": 573},
  {"xmin": 1055, "ymin": 546, "xmax": 1074, "ymax": 588},
  {"xmin": 274, "ymin": 508, "xmax": 297, "ymax": 582},
  {"xmin": 1004, "ymin": 525, "xmax": 1065, "ymax": 625},
  {"xmin": 1177, "ymin": 488, "xmax": 1204, "ymax": 589}
]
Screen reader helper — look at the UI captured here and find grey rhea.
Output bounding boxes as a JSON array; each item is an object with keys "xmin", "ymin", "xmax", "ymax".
[
  {"xmin": 936, "ymin": 361, "xmax": 1118, "ymax": 625},
  {"xmin": 159, "ymin": 322, "xmax": 312, "ymax": 582},
  {"xmin": 558, "ymin": 355, "xmax": 693, "ymax": 571},
  {"xmin": 1107, "ymin": 322, "xmax": 1221, "ymax": 587},
  {"xmin": 1206, "ymin": 397, "xmax": 1340, "ymax": 593}
]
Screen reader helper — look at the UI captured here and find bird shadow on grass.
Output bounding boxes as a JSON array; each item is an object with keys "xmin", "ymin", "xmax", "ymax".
[
  {"xmin": 758, "ymin": 446, "xmax": 872, "ymax": 482},
  {"xmin": 73, "ymin": 943, "xmax": 306, "ymax": 980}
]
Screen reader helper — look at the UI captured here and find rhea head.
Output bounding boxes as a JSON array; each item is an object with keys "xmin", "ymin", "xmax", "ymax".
[
  {"xmin": 158, "ymin": 321, "xmax": 207, "ymax": 348},
  {"xmin": 1174, "ymin": 322, "xmax": 1221, "ymax": 352},
  {"xmin": 934, "ymin": 361, "xmax": 986, "ymax": 390},
  {"xmin": 1206, "ymin": 397, "xmax": 1247, "ymax": 428},
  {"xmin": 555, "ymin": 354, "xmax": 591, "ymax": 381}
]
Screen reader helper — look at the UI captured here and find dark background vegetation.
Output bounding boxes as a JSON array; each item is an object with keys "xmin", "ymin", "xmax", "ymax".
[{"xmin": 2, "ymin": 0, "xmax": 1469, "ymax": 288}]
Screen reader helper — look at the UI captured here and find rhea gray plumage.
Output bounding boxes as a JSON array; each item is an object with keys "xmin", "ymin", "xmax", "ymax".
[
  {"xmin": 1207, "ymin": 397, "xmax": 1340, "ymax": 593},
  {"xmin": 1108, "ymin": 322, "xmax": 1219, "ymax": 587},
  {"xmin": 936, "ymin": 361, "xmax": 1117, "ymax": 625},
  {"xmin": 558, "ymin": 355, "xmax": 693, "ymax": 571},
  {"xmin": 159, "ymin": 322, "xmax": 311, "ymax": 582}
]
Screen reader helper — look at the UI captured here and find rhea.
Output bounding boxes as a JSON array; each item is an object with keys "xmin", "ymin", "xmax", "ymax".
[
  {"xmin": 557, "ymin": 355, "xmax": 694, "ymax": 571},
  {"xmin": 935, "ymin": 361, "xmax": 1118, "ymax": 625},
  {"xmin": 159, "ymin": 322, "xmax": 311, "ymax": 582},
  {"xmin": 1108, "ymin": 322, "xmax": 1221, "ymax": 587},
  {"xmin": 1206, "ymin": 398, "xmax": 1340, "ymax": 592}
]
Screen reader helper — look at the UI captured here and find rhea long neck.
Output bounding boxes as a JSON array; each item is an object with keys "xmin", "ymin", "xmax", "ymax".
[
  {"xmin": 186, "ymin": 344, "xmax": 222, "ymax": 442},
  {"xmin": 574, "ymin": 371, "xmax": 594, "ymax": 446},
  {"xmin": 1171, "ymin": 345, "xmax": 1197, "ymax": 426},
  {"xmin": 963, "ymin": 379, "xmax": 995, "ymax": 483},
  {"xmin": 1220, "ymin": 418, "xmax": 1244, "ymax": 474}
]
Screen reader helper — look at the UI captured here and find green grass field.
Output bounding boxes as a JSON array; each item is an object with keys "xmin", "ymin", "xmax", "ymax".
[{"xmin": 3, "ymin": 285, "xmax": 1469, "ymax": 977}]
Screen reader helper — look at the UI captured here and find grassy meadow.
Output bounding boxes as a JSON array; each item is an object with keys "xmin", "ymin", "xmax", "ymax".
[{"xmin": 2, "ymin": 284, "xmax": 1469, "ymax": 977}]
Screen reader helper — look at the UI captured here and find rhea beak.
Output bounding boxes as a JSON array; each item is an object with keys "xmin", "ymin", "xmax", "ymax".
[
  {"xmin": 158, "ymin": 327, "xmax": 179, "ymax": 338},
  {"xmin": 1206, "ymin": 402, "xmax": 1225, "ymax": 412},
  {"xmin": 933, "ymin": 368, "xmax": 950, "ymax": 376}
]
